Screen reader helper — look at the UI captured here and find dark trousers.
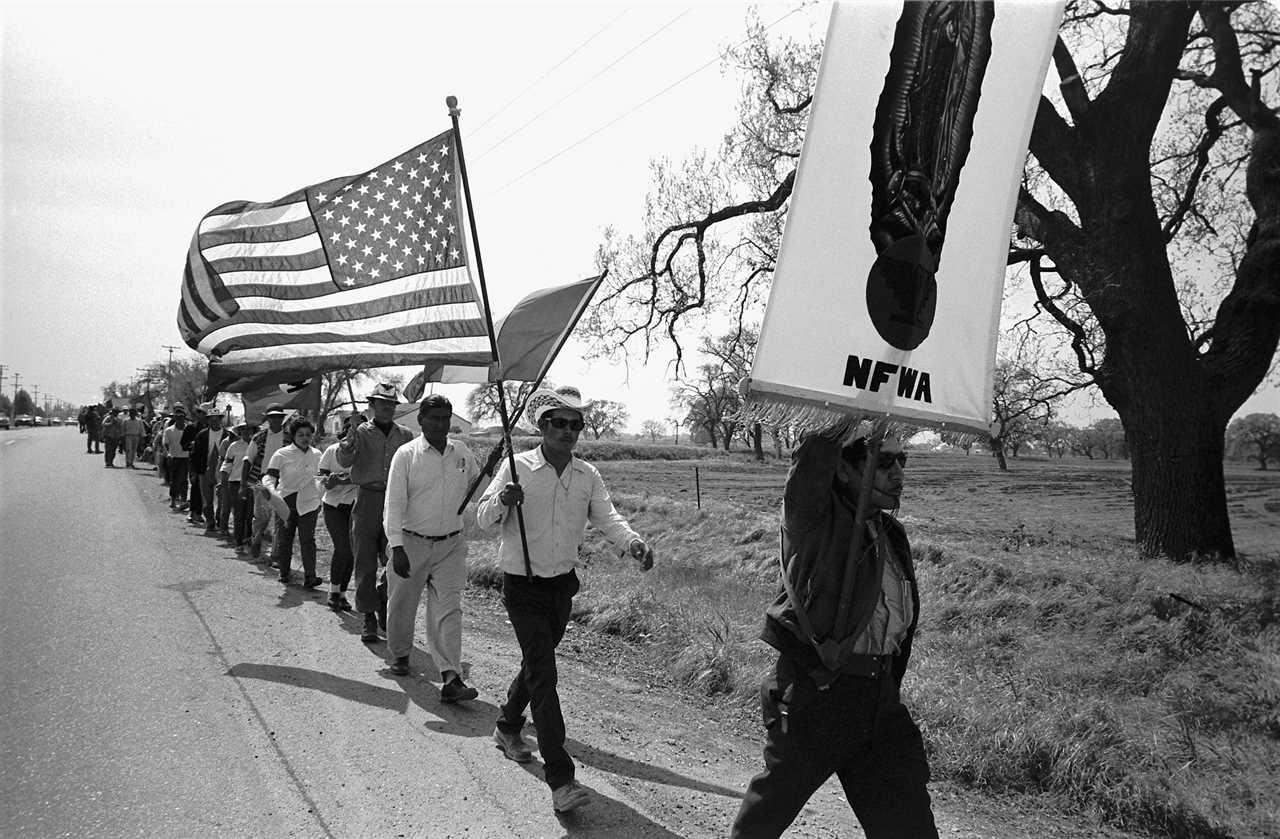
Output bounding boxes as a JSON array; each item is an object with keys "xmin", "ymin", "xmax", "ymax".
[
  {"xmin": 730, "ymin": 655, "xmax": 938, "ymax": 839},
  {"xmin": 169, "ymin": 459, "xmax": 189, "ymax": 504},
  {"xmin": 87, "ymin": 429, "xmax": 101, "ymax": 452},
  {"xmin": 103, "ymin": 438, "xmax": 119, "ymax": 466},
  {"xmin": 323, "ymin": 502, "xmax": 355, "ymax": 591},
  {"xmin": 216, "ymin": 478, "xmax": 232, "ymax": 531},
  {"xmin": 273, "ymin": 494, "xmax": 318, "ymax": 579},
  {"xmin": 189, "ymin": 469, "xmax": 203, "ymax": 521},
  {"xmin": 350, "ymin": 488, "xmax": 388, "ymax": 615},
  {"xmin": 229, "ymin": 482, "xmax": 251, "ymax": 545},
  {"xmin": 497, "ymin": 571, "xmax": 579, "ymax": 790}
]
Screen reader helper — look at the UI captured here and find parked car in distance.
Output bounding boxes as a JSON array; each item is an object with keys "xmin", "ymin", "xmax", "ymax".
[
  {"xmin": 14, "ymin": 414, "xmax": 35, "ymax": 427},
  {"xmin": 0, "ymin": 415, "xmax": 10, "ymax": 429}
]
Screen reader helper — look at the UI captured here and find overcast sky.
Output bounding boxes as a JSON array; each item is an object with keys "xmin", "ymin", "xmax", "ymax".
[{"xmin": 2, "ymin": 2, "xmax": 1275, "ymax": 428}]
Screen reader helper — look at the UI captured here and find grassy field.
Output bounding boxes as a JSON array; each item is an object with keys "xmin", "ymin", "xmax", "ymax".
[{"xmin": 462, "ymin": 450, "xmax": 1279, "ymax": 839}]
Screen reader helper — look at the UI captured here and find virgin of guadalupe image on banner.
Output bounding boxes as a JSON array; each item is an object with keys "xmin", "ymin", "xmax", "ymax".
[{"xmin": 743, "ymin": 0, "xmax": 1064, "ymax": 437}]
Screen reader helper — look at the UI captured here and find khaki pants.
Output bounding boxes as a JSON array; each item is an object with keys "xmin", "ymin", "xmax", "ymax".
[{"xmin": 385, "ymin": 532, "xmax": 467, "ymax": 673}]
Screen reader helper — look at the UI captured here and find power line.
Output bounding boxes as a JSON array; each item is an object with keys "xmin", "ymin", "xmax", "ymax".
[
  {"xmin": 474, "ymin": 8, "xmax": 692, "ymax": 162},
  {"xmin": 488, "ymin": 7, "xmax": 804, "ymax": 196},
  {"xmin": 469, "ymin": 9, "xmax": 629, "ymax": 137}
]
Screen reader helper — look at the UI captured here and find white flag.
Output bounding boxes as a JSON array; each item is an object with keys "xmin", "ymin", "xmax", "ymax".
[{"xmin": 745, "ymin": 0, "xmax": 1064, "ymax": 436}]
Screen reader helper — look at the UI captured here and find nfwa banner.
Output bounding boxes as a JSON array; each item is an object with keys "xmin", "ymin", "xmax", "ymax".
[{"xmin": 745, "ymin": 0, "xmax": 1063, "ymax": 436}]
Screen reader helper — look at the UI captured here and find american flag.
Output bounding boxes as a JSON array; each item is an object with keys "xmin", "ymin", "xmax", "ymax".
[{"xmin": 178, "ymin": 128, "xmax": 493, "ymax": 392}]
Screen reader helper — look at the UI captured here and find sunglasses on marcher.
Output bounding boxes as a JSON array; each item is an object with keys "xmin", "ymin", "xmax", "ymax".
[
  {"xmin": 877, "ymin": 452, "xmax": 908, "ymax": 469},
  {"xmin": 543, "ymin": 417, "xmax": 584, "ymax": 431}
]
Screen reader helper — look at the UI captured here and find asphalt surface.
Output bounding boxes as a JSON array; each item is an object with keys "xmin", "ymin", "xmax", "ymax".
[{"xmin": 0, "ymin": 428, "xmax": 1127, "ymax": 839}]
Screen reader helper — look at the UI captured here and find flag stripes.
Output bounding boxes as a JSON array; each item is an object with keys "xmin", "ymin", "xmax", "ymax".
[{"xmin": 180, "ymin": 129, "xmax": 494, "ymax": 392}]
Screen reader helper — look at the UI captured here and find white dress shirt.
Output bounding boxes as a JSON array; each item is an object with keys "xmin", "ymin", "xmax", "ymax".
[
  {"xmin": 319, "ymin": 442, "xmax": 360, "ymax": 507},
  {"xmin": 222, "ymin": 439, "xmax": 248, "ymax": 477},
  {"xmin": 263, "ymin": 444, "xmax": 322, "ymax": 515},
  {"xmin": 477, "ymin": 446, "xmax": 639, "ymax": 578},
  {"xmin": 384, "ymin": 437, "xmax": 479, "ymax": 548}
]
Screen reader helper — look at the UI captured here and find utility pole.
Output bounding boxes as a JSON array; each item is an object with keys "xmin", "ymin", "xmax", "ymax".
[
  {"xmin": 0, "ymin": 365, "xmax": 7, "ymax": 418},
  {"xmin": 31, "ymin": 384, "xmax": 40, "ymax": 415},
  {"xmin": 161, "ymin": 345, "xmax": 180, "ymax": 409},
  {"xmin": 13, "ymin": 372, "xmax": 22, "ymax": 415}
]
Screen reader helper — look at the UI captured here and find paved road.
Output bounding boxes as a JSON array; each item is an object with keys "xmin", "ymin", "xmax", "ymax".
[{"xmin": 0, "ymin": 428, "xmax": 1122, "ymax": 838}]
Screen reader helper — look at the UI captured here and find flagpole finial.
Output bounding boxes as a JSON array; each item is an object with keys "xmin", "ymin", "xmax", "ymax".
[{"xmin": 446, "ymin": 95, "xmax": 460, "ymax": 116}]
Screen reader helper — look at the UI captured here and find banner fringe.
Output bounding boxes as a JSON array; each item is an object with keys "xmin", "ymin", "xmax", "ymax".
[{"xmin": 736, "ymin": 393, "xmax": 985, "ymax": 447}]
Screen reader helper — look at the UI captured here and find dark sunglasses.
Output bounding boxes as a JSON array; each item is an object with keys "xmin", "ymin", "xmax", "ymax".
[
  {"xmin": 876, "ymin": 452, "xmax": 908, "ymax": 469},
  {"xmin": 543, "ymin": 417, "xmax": 584, "ymax": 431}
]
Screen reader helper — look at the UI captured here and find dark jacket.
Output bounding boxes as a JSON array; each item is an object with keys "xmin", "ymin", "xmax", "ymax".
[
  {"xmin": 760, "ymin": 434, "xmax": 920, "ymax": 685},
  {"xmin": 190, "ymin": 427, "xmax": 230, "ymax": 475}
]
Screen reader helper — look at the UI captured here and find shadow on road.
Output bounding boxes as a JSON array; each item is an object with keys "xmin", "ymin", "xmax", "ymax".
[
  {"xmin": 568, "ymin": 739, "xmax": 742, "ymax": 800},
  {"xmin": 226, "ymin": 662, "xmax": 409, "ymax": 712}
]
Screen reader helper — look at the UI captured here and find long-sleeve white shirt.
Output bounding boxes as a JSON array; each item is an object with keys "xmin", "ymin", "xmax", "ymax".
[
  {"xmin": 263, "ymin": 444, "xmax": 323, "ymax": 515},
  {"xmin": 476, "ymin": 446, "xmax": 639, "ymax": 578},
  {"xmin": 384, "ymin": 436, "xmax": 478, "ymax": 548}
]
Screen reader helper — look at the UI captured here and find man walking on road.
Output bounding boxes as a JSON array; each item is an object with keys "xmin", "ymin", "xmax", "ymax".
[
  {"xmin": 240, "ymin": 404, "xmax": 290, "ymax": 561},
  {"xmin": 191, "ymin": 406, "xmax": 227, "ymax": 536},
  {"xmin": 383, "ymin": 395, "xmax": 479, "ymax": 702},
  {"xmin": 730, "ymin": 430, "xmax": 937, "ymax": 839},
  {"xmin": 84, "ymin": 405, "xmax": 102, "ymax": 454},
  {"xmin": 337, "ymin": 384, "xmax": 414, "ymax": 644},
  {"xmin": 222, "ymin": 422, "xmax": 253, "ymax": 550},
  {"xmin": 163, "ymin": 409, "xmax": 191, "ymax": 510},
  {"xmin": 122, "ymin": 409, "xmax": 145, "ymax": 469},
  {"xmin": 101, "ymin": 409, "xmax": 123, "ymax": 468},
  {"xmin": 478, "ymin": 386, "xmax": 654, "ymax": 814},
  {"xmin": 263, "ymin": 419, "xmax": 324, "ymax": 588}
]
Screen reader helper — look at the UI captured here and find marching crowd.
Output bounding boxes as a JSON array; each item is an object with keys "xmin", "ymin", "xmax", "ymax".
[{"xmin": 84, "ymin": 381, "xmax": 941, "ymax": 834}]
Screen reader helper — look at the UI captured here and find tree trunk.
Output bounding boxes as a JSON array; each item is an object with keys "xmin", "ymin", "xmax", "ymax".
[
  {"xmin": 752, "ymin": 422, "xmax": 764, "ymax": 462},
  {"xmin": 991, "ymin": 436, "xmax": 1009, "ymax": 471},
  {"xmin": 1123, "ymin": 398, "xmax": 1234, "ymax": 560}
]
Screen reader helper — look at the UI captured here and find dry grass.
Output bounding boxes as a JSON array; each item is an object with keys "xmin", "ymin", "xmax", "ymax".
[{"xmin": 457, "ymin": 451, "xmax": 1280, "ymax": 839}]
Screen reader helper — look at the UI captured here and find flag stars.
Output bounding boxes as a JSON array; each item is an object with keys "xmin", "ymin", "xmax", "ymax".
[
  {"xmin": 374, "ymin": 191, "xmax": 385, "ymax": 203},
  {"xmin": 345, "ymin": 277, "xmax": 356, "ymax": 286},
  {"xmin": 356, "ymin": 222, "xmax": 367, "ymax": 234},
  {"xmin": 449, "ymin": 248, "xmax": 459, "ymax": 260},
  {"xmin": 339, "ymin": 215, "xmax": 351, "ymax": 227},
  {"xmin": 395, "ymin": 222, "xmax": 406, "ymax": 234},
  {"xmin": 441, "ymin": 172, "xmax": 450, "ymax": 183},
  {"xmin": 358, "ymin": 184, "xmax": 370, "ymax": 195},
  {"xmin": 323, "ymin": 209, "xmax": 335, "ymax": 221},
  {"xmin": 346, "ymin": 238, "xmax": 357, "ymax": 249},
  {"xmin": 433, "ymin": 188, "xmax": 442, "ymax": 199},
  {"xmin": 417, "ymin": 255, "xmax": 426, "ymax": 266},
  {"xmin": 401, "ymin": 245, "xmax": 412, "ymax": 257},
  {"xmin": 337, "ymin": 254, "xmax": 348, "ymax": 265},
  {"xmin": 353, "ymin": 260, "xmax": 365, "ymax": 272},
  {"xmin": 443, "ymin": 198, "xmax": 453, "ymax": 210},
  {"xmin": 387, "ymin": 237, "xmax": 398, "ymax": 248},
  {"xmin": 316, "ymin": 191, "xmax": 328, "ymax": 202},
  {"xmin": 438, "ymin": 144, "xmax": 449, "ymax": 156},
  {"xmin": 364, "ymin": 206, "xmax": 376, "ymax": 218},
  {"xmin": 430, "ymin": 160, "xmax": 441, "ymax": 173},
  {"xmin": 371, "ymin": 229, "xmax": 383, "ymax": 241},
  {"xmin": 383, "ymin": 175, "xmax": 395, "ymax": 187},
  {"xmin": 348, "ymin": 198, "xmax": 361, "ymax": 210},
  {"xmin": 380, "ymin": 214, "xmax": 391, "ymax": 226},
  {"xmin": 390, "ymin": 198, "xmax": 401, "ymax": 210},
  {"xmin": 412, "ymin": 192, "xmax": 422, "ymax": 204},
  {"xmin": 408, "ymin": 168, "xmax": 419, "ymax": 179},
  {"xmin": 362, "ymin": 245, "xmax": 373, "ymax": 257},
  {"xmin": 377, "ymin": 253, "xmax": 389, "ymax": 264},
  {"xmin": 329, "ymin": 231, "xmax": 341, "ymax": 243},
  {"xmin": 410, "ymin": 231, "xmax": 420, "ymax": 242},
  {"xmin": 417, "ymin": 152, "xmax": 428, "ymax": 164},
  {"xmin": 394, "ymin": 260, "xmax": 404, "ymax": 271},
  {"xmin": 392, "ymin": 161, "xmax": 403, "ymax": 171}
]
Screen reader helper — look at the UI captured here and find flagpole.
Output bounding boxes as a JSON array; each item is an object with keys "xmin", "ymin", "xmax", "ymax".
[
  {"xmin": 448, "ymin": 94, "xmax": 534, "ymax": 580},
  {"xmin": 455, "ymin": 270, "xmax": 609, "ymax": 515}
]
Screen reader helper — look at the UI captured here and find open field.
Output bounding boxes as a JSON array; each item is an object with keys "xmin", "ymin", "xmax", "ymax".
[{"xmin": 463, "ymin": 451, "xmax": 1280, "ymax": 839}]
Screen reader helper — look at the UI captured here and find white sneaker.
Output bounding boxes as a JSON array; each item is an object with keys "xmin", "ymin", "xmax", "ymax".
[{"xmin": 551, "ymin": 781, "xmax": 590, "ymax": 813}]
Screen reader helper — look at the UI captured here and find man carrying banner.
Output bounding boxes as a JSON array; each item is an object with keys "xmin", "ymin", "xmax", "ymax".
[
  {"xmin": 383, "ymin": 394, "xmax": 480, "ymax": 702},
  {"xmin": 730, "ymin": 429, "xmax": 936, "ymax": 839},
  {"xmin": 337, "ymin": 383, "xmax": 414, "ymax": 643},
  {"xmin": 240, "ymin": 404, "xmax": 291, "ymax": 561},
  {"xmin": 478, "ymin": 385, "xmax": 654, "ymax": 814}
]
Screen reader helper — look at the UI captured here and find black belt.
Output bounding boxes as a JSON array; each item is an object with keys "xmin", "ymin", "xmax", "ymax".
[
  {"xmin": 840, "ymin": 653, "xmax": 893, "ymax": 680},
  {"xmin": 403, "ymin": 529, "xmax": 460, "ymax": 542}
]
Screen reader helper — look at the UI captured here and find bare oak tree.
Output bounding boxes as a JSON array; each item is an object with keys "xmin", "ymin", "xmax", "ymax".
[{"xmin": 590, "ymin": 2, "xmax": 1279, "ymax": 560}]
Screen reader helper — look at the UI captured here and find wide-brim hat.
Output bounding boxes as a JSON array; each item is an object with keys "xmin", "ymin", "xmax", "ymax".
[
  {"xmin": 526, "ymin": 385, "xmax": 585, "ymax": 426},
  {"xmin": 366, "ymin": 382, "xmax": 400, "ymax": 403},
  {"xmin": 172, "ymin": 405, "xmax": 188, "ymax": 416},
  {"xmin": 263, "ymin": 403, "xmax": 287, "ymax": 417}
]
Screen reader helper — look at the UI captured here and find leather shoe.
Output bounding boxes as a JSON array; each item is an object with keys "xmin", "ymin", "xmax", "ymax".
[
  {"xmin": 302, "ymin": 575, "xmax": 324, "ymax": 589},
  {"xmin": 492, "ymin": 726, "xmax": 533, "ymax": 763},
  {"xmin": 440, "ymin": 676, "xmax": 478, "ymax": 704},
  {"xmin": 279, "ymin": 572, "xmax": 292, "ymax": 584},
  {"xmin": 327, "ymin": 593, "xmax": 352, "ymax": 612},
  {"xmin": 551, "ymin": 781, "xmax": 590, "ymax": 813},
  {"xmin": 361, "ymin": 612, "xmax": 380, "ymax": 643},
  {"xmin": 388, "ymin": 656, "xmax": 409, "ymax": 676}
]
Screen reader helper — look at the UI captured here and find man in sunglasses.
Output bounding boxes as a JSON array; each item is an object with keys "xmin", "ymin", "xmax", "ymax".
[
  {"xmin": 731, "ymin": 427, "xmax": 937, "ymax": 839},
  {"xmin": 477, "ymin": 385, "xmax": 654, "ymax": 814}
]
